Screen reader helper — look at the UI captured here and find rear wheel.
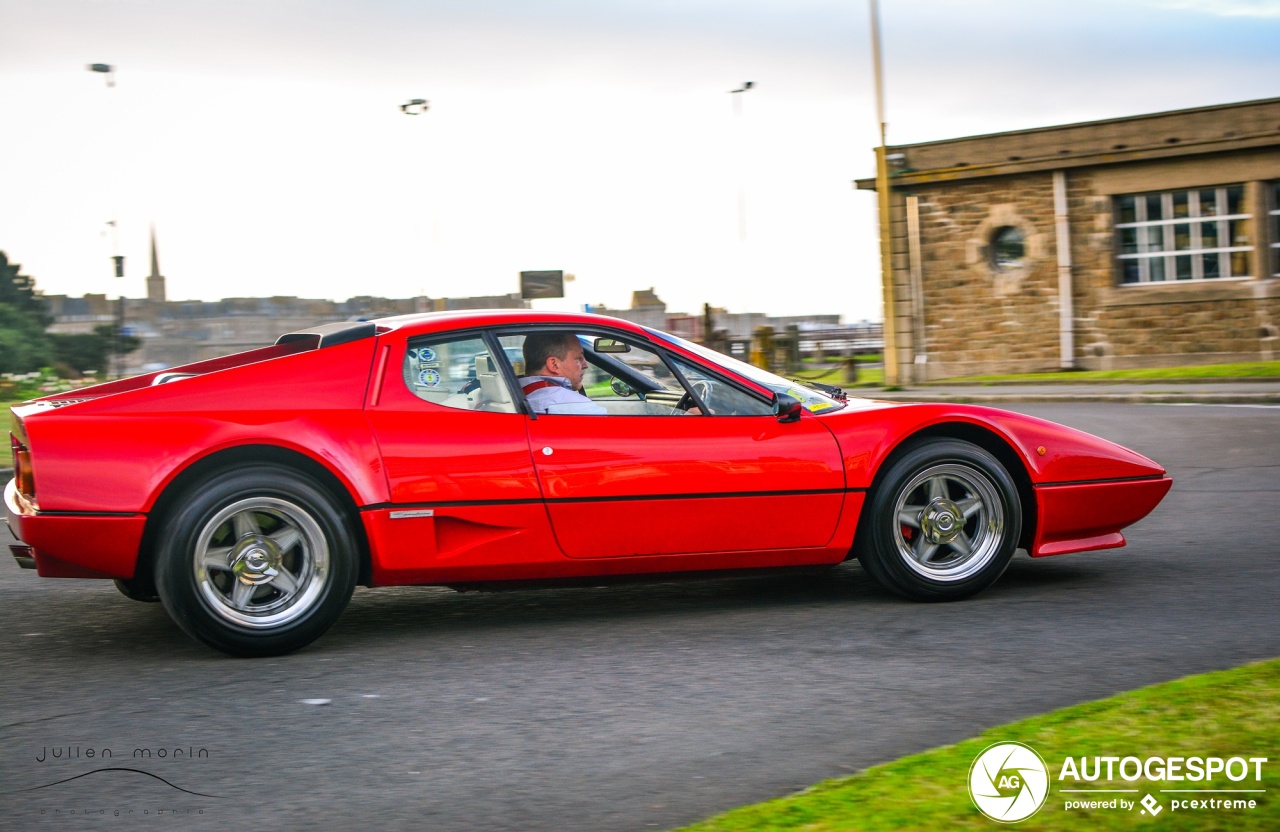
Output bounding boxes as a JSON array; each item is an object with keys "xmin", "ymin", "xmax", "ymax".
[
  {"xmin": 155, "ymin": 464, "xmax": 357, "ymax": 657},
  {"xmin": 114, "ymin": 578, "xmax": 160, "ymax": 603},
  {"xmin": 857, "ymin": 439, "xmax": 1021, "ymax": 601}
]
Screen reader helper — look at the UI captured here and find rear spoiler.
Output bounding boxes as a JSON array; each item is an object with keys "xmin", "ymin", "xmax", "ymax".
[
  {"xmin": 276, "ymin": 321, "xmax": 378, "ymax": 349},
  {"xmin": 23, "ymin": 321, "xmax": 381, "ymax": 406}
]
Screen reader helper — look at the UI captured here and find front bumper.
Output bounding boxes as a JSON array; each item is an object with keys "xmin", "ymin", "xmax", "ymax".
[
  {"xmin": 1030, "ymin": 476, "xmax": 1173, "ymax": 557},
  {"xmin": 5, "ymin": 478, "xmax": 146, "ymax": 579}
]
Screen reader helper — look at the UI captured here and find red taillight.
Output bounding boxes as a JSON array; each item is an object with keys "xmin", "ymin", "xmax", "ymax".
[{"xmin": 10, "ymin": 433, "xmax": 35, "ymax": 499}]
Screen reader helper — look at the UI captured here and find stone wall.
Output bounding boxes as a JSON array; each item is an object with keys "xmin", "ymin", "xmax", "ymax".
[
  {"xmin": 887, "ymin": 159, "xmax": 1280, "ymax": 380},
  {"xmin": 864, "ymin": 98, "xmax": 1280, "ymax": 382},
  {"xmin": 907, "ymin": 174, "xmax": 1063, "ymax": 378}
]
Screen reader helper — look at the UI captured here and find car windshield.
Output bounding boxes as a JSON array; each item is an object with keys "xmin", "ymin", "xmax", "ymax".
[{"xmin": 644, "ymin": 327, "xmax": 847, "ymax": 414}]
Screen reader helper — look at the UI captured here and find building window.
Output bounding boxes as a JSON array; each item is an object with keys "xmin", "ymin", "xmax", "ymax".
[
  {"xmin": 1271, "ymin": 182, "xmax": 1279, "ymax": 278},
  {"xmin": 990, "ymin": 226, "xmax": 1026, "ymax": 272},
  {"xmin": 1115, "ymin": 185, "xmax": 1252, "ymax": 284}
]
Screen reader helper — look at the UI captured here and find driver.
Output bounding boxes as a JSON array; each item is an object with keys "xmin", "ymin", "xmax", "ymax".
[{"xmin": 519, "ymin": 332, "xmax": 607, "ymax": 415}]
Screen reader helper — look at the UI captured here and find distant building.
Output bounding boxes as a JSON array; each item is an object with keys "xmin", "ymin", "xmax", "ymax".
[
  {"xmin": 43, "ymin": 246, "xmax": 866, "ymax": 375},
  {"xmin": 146, "ymin": 225, "xmax": 166, "ymax": 303},
  {"xmin": 588, "ymin": 287, "xmax": 844, "ymax": 341},
  {"xmin": 42, "ymin": 234, "xmax": 529, "ymax": 372},
  {"xmin": 857, "ymin": 97, "xmax": 1280, "ymax": 381}
]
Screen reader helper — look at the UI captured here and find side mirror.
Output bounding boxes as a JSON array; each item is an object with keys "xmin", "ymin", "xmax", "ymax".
[
  {"xmin": 772, "ymin": 392, "xmax": 803, "ymax": 423},
  {"xmin": 610, "ymin": 377, "xmax": 635, "ymax": 398}
]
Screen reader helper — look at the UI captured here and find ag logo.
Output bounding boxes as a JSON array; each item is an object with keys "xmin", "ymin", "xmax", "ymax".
[{"xmin": 969, "ymin": 742, "xmax": 1050, "ymax": 823}]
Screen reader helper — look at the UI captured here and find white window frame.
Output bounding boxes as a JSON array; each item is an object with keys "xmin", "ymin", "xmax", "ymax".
[
  {"xmin": 1270, "ymin": 182, "xmax": 1279, "ymax": 278},
  {"xmin": 1115, "ymin": 186, "xmax": 1252, "ymax": 284}
]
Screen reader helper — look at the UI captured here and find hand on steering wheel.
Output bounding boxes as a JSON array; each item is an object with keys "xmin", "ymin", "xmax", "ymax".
[{"xmin": 671, "ymin": 381, "xmax": 711, "ymax": 415}]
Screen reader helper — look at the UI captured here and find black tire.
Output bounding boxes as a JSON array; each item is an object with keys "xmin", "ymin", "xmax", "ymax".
[
  {"xmin": 857, "ymin": 439, "xmax": 1021, "ymax": 601},
  {"xmin": 154, "ymin": 464, "xmax": 357, "ymax": 657},
  {"xmin": 114, "ymin": 578, "xmax": 160, "ymax": 603}
]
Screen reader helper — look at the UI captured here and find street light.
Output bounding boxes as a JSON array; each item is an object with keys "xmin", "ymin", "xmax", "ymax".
[
  {"xmin": 88, "ymin": 62, "xmax": 126, "ymax": 377},
  {"xmin": 88, "ymin": 63, "xmax": 115, "ymax": 86},
  {"xmin": 868, "ymin": 0, "xmax": 900, "ymax": 386},
  {"xmin": 401, "ymin": 98, "xmax": 434, "ymax": 308},
  {"xmin": 729, "ymin": 82, "xmax": 754, "ymax": 242}
]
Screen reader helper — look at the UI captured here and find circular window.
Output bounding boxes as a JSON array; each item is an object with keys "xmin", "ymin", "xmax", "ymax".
[{"xmin": 990, "ymin": 226, "xmax": 1026, "ymax": 272}]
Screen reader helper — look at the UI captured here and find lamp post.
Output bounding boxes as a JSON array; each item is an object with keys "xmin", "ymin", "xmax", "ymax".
[
  {"xmin": 868, "ymin": 0, "xmax": 900, "ymax": 386},
  {"xmin": 88, "ymin": 62, "xmax": 126, "ymax": 378},
  {"xmin": 729, "ymin": 82, "xmax": 754, "ymax": 242},
  {"xmin": 400, "ymin": 98, "xmax": 429, "ymax": 116},
  {"xmin": 401, "ymin": 98, "xmax": 433, "ymax": 308}
]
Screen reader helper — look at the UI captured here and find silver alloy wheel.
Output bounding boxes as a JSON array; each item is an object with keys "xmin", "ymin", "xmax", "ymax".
[
  {"xmin": 891, "ymin": 462, "xmax": 1005, "ymax": 582},
  {"xmin": 193, "ymin": 496, "xmax": 330, "ymax": 629}
]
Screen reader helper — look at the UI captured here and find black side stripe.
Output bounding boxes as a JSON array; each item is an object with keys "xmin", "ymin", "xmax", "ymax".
[
  {"xmin": 361, "ymin": 487, "xmax": 863, "ymax": 511},
  {"xmin": 1036, "ymin": 475, "xmax": 1169, "ymax": 489}
]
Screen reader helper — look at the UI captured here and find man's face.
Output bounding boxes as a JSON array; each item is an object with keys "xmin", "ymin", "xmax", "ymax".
[{"xmin": 546, "ymin": 343, "xmax": 588, "ymax": 389}]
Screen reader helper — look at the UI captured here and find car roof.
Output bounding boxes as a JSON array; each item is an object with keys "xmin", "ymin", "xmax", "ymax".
[{"xmin": 372, "ymin": 309, "xmax": 655, "ymax": 340}]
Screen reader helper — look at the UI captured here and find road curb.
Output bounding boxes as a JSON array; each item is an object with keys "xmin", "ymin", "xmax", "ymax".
[
  {"xmin": 866, "ymin": 393, "xmax": 1280, "ymax": 405},
  {"xmin": 912, "ymin": 376, "xmax": 1280, "ymax": 387}
]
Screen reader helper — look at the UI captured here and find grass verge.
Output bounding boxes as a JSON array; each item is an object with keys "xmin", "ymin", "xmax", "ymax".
[
  {"xmin": 790, "ymin": 366, "xmax": 885, "ymax": 388},
  {"xmin": 936, "ymin": 360, "xmax": 1280, "ymax": 384},
  {"xmin": 673, "ymin": 659, "xmax": 1279, "ymax": 831}
]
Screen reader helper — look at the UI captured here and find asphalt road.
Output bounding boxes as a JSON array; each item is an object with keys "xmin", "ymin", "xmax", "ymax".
[{"xmin": 2, "ymin": 403, "xmax": 1277, "ymax": 831}]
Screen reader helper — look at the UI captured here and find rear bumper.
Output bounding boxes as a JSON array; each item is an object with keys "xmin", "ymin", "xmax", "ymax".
[
  {"xmin": 5, "ymin": 479, "xmax": 146, "ymax": 579},
  {"xmin": 1030, "ymin": 476, "xmax": 1173, "ymax": 557}
]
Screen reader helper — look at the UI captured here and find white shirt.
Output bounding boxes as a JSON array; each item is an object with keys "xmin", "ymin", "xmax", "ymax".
[{"xmin": 518, "ymin": 375, "xmax": 607, "ymax": 415}]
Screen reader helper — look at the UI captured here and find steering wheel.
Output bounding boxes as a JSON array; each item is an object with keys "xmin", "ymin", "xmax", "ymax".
[{"xmin": 670, "ymin": 380, "xmax": 713, "ymax": 415}]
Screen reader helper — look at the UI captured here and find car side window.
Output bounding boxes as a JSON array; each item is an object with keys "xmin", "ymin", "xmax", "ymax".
[
  {"xmin": 670, "ymin": 356, "xmax": 773, "ymax": 416},
  {"xmin": 490, "ymin": 329, "xmax": 772, "ymax": 416},
  {"xmin": 402, "ymin": 335, "xmax": 517, "ymax": 413},
  {"xmin": 496, "ymin": 331, "xmax": 699, "ymax": 415}
]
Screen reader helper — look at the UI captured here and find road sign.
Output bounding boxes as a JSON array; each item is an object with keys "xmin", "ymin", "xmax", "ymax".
[{"xmin": 520, "ymin": 270, "xmax": 564, "ymax": 300}]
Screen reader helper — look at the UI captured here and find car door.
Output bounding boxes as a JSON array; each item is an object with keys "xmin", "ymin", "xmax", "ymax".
[
  {"xmin": 504, "ymin": 329, "xmax": 847, "ymax": 559},
  {"xmin": 362, "ymin": 330, "xmax": 556, "ymax": 581}
]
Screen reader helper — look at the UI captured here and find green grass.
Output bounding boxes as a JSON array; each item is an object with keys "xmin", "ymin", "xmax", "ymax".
[
  {"xmin": 937, "ymin": 360, "xmax": 1280, "ymax": 384},
  {"xmin": 790, "ymin": 365, "xmax": 885, "ymax": 388},
  {"xmin": 802, "ymin": 354, "xmax": 882, "ymax": 365},
  {"xmin": 672, "ymin": 659, "xmax": 1279, "ymax": 831}
]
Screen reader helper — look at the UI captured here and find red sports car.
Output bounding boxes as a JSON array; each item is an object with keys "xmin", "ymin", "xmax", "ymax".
[{"xmin": 6, "ymin": 311, "xmax": 1171, "ymax": 656}]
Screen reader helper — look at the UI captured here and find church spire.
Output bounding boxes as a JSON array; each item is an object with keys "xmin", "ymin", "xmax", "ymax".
[{"xmin": 146, "ymin": 223, "xmax": 166, "ymax": 303}]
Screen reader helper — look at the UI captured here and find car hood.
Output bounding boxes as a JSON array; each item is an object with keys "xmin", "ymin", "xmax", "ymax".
[{"xmin": 816, "ymin": 399, "xmax": 1167, "ymax": 489}]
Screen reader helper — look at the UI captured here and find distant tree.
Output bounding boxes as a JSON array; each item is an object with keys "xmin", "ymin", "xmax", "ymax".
[
  {"xmin": 0, "ymin": 251, "xmax": 51, "ymax": 328},
  {"xmin": 0, "ymin": 250, "xmax": 141, "ymax": 376},
  {"xmin": 50, "ymin": 326, "xmax": 141, "ymax": 376},
  {"xmin": 0, "ymin": 302, "xmax": 53, "ymax": 374}
]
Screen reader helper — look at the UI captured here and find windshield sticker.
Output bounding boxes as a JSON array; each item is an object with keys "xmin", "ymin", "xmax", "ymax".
[
  {"xmin": 808, "ymin": 401, "xmax": 834, "ymax": 412},
  {"xmin": 418, "ymin": 368, "xmax": 442, "ymax": 388}
]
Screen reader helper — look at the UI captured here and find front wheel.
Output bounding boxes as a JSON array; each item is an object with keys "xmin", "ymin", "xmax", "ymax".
[
  {"xmin": 155, "ymin": 464, "xmax": 357, "ymax": 657},
  {"xmin": 857, "ymin": 439, "xmax": 1021, "ymax": 601}
]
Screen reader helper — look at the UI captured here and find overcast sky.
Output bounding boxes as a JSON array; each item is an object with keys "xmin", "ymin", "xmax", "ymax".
[{"xmin": 2, "ymin": 0, "xmax": 1278, "ymax": 321}]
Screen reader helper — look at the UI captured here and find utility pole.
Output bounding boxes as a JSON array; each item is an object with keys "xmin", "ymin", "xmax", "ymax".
[
  {"xmin": 401, "ymin": 98, "xmax": 433, "ymax": 307},
  {"xmin": 868, "ymin": 1, "xmax": 899, "ymax": 386},
  {"xmin": 88, "ymin": 62, "xmax": 127, "ymax": 378},
  {"xmin": 729, "ymin": 82, "xmax": 754, "ymax": 242}
]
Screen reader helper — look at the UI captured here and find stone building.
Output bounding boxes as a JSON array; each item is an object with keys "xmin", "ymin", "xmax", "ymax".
[{"xmin": 856, "ymin": 97, "xmax": 1280, "ymax": 381}]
